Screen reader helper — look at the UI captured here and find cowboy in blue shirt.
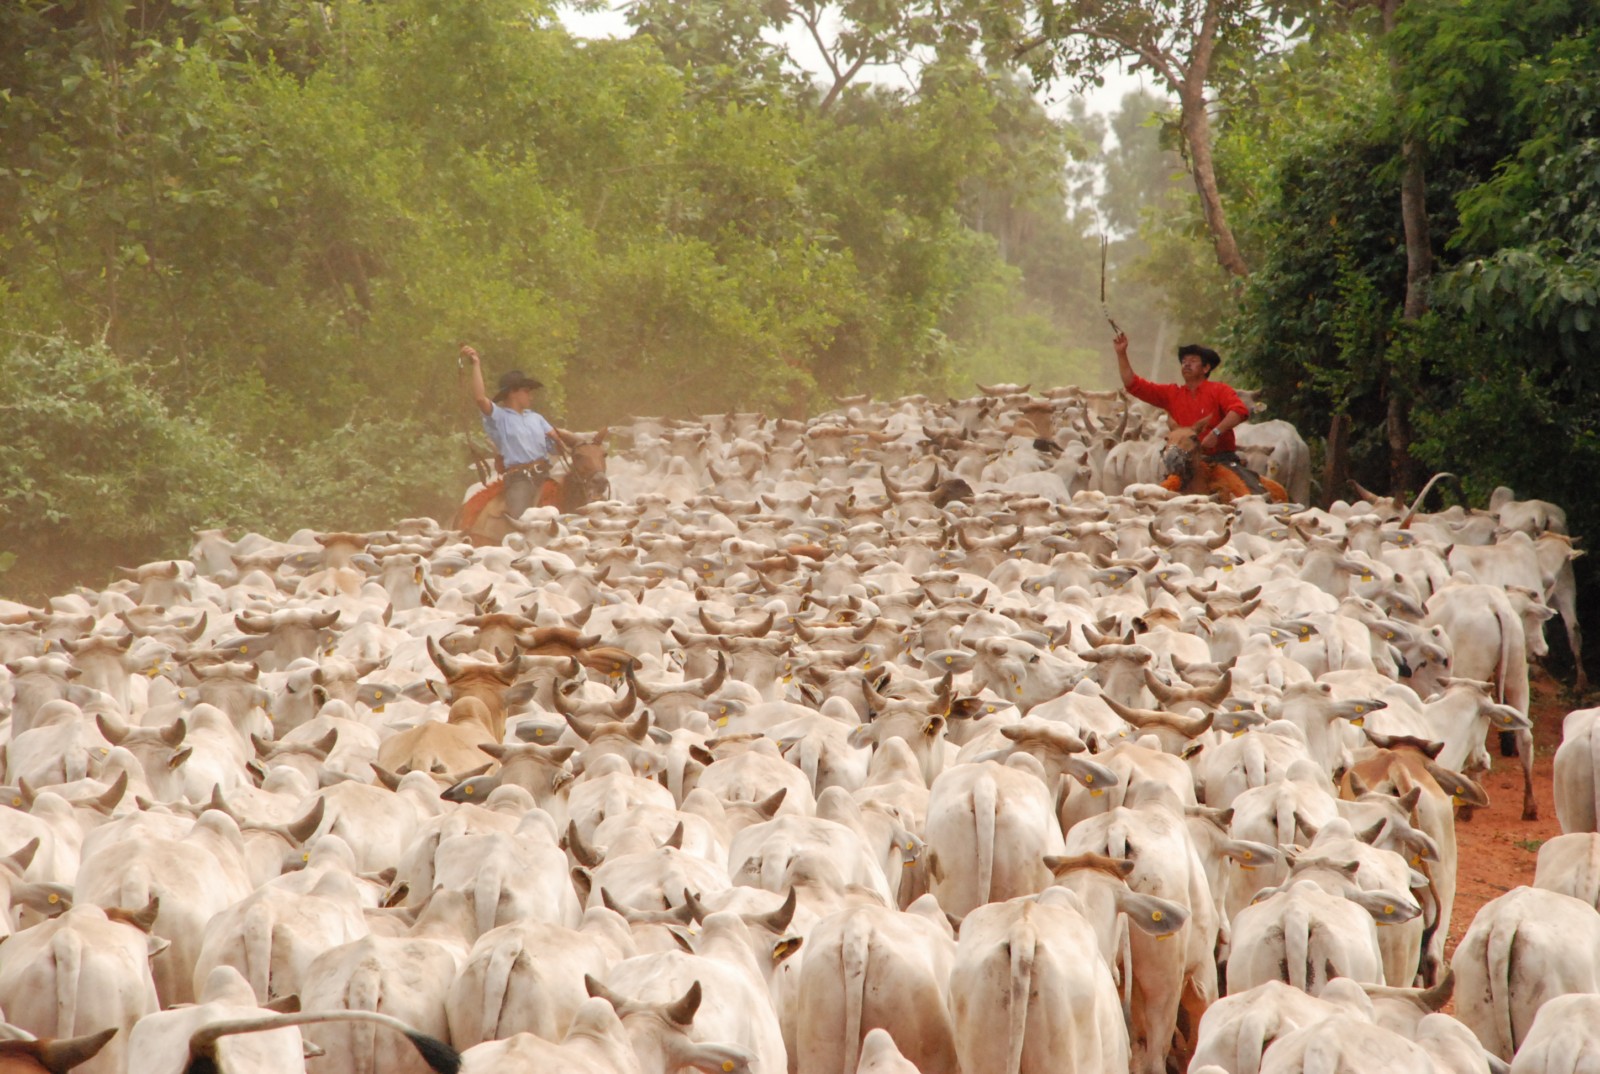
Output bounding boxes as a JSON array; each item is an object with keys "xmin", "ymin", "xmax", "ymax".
[{"xmin": 460, "ymin": 345, "xmax": 570, "ymax": 520}]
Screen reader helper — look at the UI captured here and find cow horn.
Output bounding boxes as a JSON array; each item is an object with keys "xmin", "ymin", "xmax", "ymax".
[
  {"xmin": 1398, "ymin": 472, "xmax": 1459, "ymax": 530},
  {"xmin": 754, "ymin": 787, "xmax": 787, "ymax": 819},
  {"xmin": 286, "ymin": 798, "xmax": 326, "ymax": 845},
  {"xmin": 90, "ymin": 770, "xmax": 129, "ymax": 814},
  {"xmin": 1349, "ymin": 478, "xmax": 1382, "ymax": 502},
  {"xmin": 566, "ymin": 821, "xmax": 605, "ymax": 868},
  {"xmin": 123, "ymin": 896, "xmax": 161, "ymax": 933},
  {"xmin": 426, "ymin": 635, "xmax": 464, "ymax": 679},
  {"xmin": 752, "ymin": 887, "xmax": 798, "ymax": 933},
  {"xmin": 233, "ymin": 612, "xmax": 274, "ymax": 635},
  {"xmin": 626, "ymin": 711, "xmax": 651, "ymax": 743},
  {"xmin": 696, "ymin": 652, "xmax": 727, "ymax": 695},
  {"xmin": 3, "ymin": 837, "xmax": 40, "ymax": 875},
  {"xmin": 36, "ymin": 1028, "xmax": 120, "ymax": 1074},
  {"xmin": 663, "ymin": 980, "xmax": 702, "ymax": 1027},
  {"xmin": 96, "ymin": 713, "xmax": 130, "ymax": 747}
]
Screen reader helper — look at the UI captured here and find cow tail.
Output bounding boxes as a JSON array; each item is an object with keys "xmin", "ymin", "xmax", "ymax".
[
  {"xmin": 475, "ymin": 863, "xmax": 502, "ymax": 938},
  {"xmin": 800, "ymin": 737, "xmax": 822, "ymax": 796},
  {"xmin": 52, "ymin": 927, "xmax": 82, "ymax": 1036},
  {"xmin": 242, "ymin": 901, "xmax": 275, "ymax": 1003},
  {"xmin": 1237, "ymin": 1007, "xmax": 1276, "ymax": 1074},
  {"xmin": 842, "ymin": 912, "xmax": 870, "ymax": 1074},
  {"xmin": 479, "ymin": 935, "xmax": 523, "ymax": 1044},
  {"xmin": 975, "ymin": 773, "xmax": 998, "ymax": 908},
  {"xmin": 1246, "ymin": 739, "xmax": 1267, "ymax": 794},
  {"xmin": 1486, "ymin": 914, "xmax": 1518, "ymax": 1058},
  {"xmin": 347, "ymin": 957, "xmax": 383, "ymax": 1074},
  {"xmin": 1495, "ymin": 603, "xmax": 1516, "ymax": 706},
  {"xmin": 1276, "ymin": 789, "xmax": 1297, "ymax": 849},
  {"xmin": 1580, "ymin": 715, "xmax": 1600, "ymax": 834},
  {"xmin": 1285, "ymin": 901, "xmax": 1311, "ymax": 993},
  {"xmin": 1006, "ymin": 921, "xmax": 1036, "ymax": 1074}
]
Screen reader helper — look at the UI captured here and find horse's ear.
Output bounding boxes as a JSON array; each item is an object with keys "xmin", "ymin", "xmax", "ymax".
[{"xmin": 596, "ymin": 427, "xmax": 609, "ymax": 442}]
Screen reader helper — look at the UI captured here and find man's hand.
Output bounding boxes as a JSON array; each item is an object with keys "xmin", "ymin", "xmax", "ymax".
[
  {"xmin": 1113, "ymin": 333, "xmax": 1129, "ymax": 360},
  {"xmin": 1200, "ymin": 430, "xmax": 1220, "ymax": 451},
  {"xmin": 459, "ymin": 345, "xmax": 480, "ymax": 366}
]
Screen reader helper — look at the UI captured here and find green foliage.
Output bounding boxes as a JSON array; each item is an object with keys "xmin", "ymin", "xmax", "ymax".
[
  {"xmin": 1223, "ymin": 0, "xmax": 1598, "ymax": 541},
  {"xmin": 0, "ymin": 0, "xmax": 1102, "ymax": 596},
  {"xmin": 0, "ymin": 336, "xmax": 255, "ymax": 595}
]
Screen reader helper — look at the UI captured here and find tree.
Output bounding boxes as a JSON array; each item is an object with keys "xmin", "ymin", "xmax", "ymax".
[{"xmin": 1003, "ymin": 0, "xmax": 1318, "ymax": 278}]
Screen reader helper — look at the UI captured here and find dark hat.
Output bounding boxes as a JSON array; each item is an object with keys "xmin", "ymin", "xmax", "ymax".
[
  {"xmin": 1177, "ymin": 344, "xmax": 1221, "ymax": 373},
  {"xmin": 494, "ymin": 370, "xmax": 544, "ymax": 401}
]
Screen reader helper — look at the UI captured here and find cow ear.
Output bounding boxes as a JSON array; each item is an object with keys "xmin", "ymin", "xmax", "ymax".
[
  {"xmin": 1118, "ymin": 891, "xmax": 1189, "ymax": 937},
  {"xmin": 1346, "ymin": 889, "xmax": 1419, "ymax": 926},
  {"xmin": 846, "ymin": 724, "xmax": 876, "ymax": 749},
  {"xmin": 771, "ymin": 936, "xmax": 803, "ymax": 965},
  {"xmin": 1423, "ymin": 762, "xmax": 1490, "ymax": 809}
]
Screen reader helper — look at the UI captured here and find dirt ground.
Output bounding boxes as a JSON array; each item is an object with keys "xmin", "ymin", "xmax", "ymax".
[{"xmin": 1444, "ymin": 667, "xmax": 1581, "ymax": 959}]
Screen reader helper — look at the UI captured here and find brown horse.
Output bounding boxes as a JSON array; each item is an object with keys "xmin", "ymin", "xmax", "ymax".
[
  {"xmin": 538, "ymin": 427, "xmax": 611, "ymax": 513},
  {"xmin": 454, "ymin": 429, "xmax": 612, "ymax": 544},
  {"xmin": 1159, "ymin": 425, "xmax": 1288, "ymax": 503}
]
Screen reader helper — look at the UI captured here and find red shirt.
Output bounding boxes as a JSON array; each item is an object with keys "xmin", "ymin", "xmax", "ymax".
[{"xmin": 1126, "ymin": 375, "xmax": 1250, "ymax": 454}]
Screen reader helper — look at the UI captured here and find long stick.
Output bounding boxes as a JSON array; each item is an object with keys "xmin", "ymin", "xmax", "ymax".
[{"xmin": 1100, "ymin": 235, "xmax": 1122, "ymax": 336}]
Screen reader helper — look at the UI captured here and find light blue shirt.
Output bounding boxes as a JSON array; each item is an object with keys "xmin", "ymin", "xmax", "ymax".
[{"xmin": 483, "ymin": 405, "xmax": 556, "ymax": 466}]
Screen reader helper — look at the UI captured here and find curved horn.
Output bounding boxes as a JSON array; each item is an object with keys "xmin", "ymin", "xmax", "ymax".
[
  {"xmin": 1398, "ymin": 472, "xmax": 1458, "ymax": 530},
  {"xmin": 663, "ymin": 980, "xmax": 703, "ymax": 1027},
  {"xmin": 426, "ymin": 634, "xmax": 464, "ymax": 679},
  {"xmin": 36, "ymin": 1027, "xmax": 120, "ymax": 1074}
]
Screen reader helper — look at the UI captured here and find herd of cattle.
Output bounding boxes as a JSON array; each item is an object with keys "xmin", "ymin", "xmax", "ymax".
[{"xmin": 1, "ymin": 383, "xmax": 1597, "ymax": 1074}]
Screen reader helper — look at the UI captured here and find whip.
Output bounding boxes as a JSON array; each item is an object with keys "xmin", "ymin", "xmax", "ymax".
[{"xmin": 1100, "ymin": 234, "xmax": 1122, "ymax": 336}]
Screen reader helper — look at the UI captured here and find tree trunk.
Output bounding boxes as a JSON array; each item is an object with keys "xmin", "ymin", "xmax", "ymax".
[
  {"xmin": 1178, "ymin": 91, "xmax": 1249, "ymax": 279},
  {"xmin": 1323, "ymin": 412, "xmax": 1350, "ymax": 509},
  {"xmin": 1384, "ymin": 0, "xmax": 1429, "ymax": 493}
]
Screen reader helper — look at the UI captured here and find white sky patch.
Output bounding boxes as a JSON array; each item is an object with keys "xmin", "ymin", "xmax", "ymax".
[{"xmin": 558, "ymin": 3, "xmax": 1159, "ymax": 123}]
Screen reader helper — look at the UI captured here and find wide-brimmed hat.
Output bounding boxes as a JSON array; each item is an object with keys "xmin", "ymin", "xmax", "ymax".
[{"xmin": 494, "ymin": 370, "xmax": 544, "ymax": 401}]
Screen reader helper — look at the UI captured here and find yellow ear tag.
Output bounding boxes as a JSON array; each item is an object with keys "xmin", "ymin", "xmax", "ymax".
[
  {"xmin": 1151, "ymin": 910, "xmax": 1163, "ymax": 921},
  {"xmin": 945, "ymin": 655, "xmax": 953, "ymax": 664},
  {"xmin": 986, "ymin": 705, "xmax": 996, "ymax": 714},
  {"xmin": 1223, "ymin": 564, "xmax": 1234, "ymax": 572},
  {"xmin": 1411, "ymin": 855, "xmax": 1422, "ymax": 866},
  {"xmin": 373, "ymin": 705, "xmax": 385, "ymax": 714},
  {"xmin": 48, "ymin": 893, "xmax": 59, "ymax": 904},
  {"xmin": 1351, "ymin": 718, "xmax": 1364, "ymax": 728},
  {"xmin": 1242, "ymin": 850, "xmax": 1253, "ymax": 860},
  {"xmin": 464, "ymin": 785, "xmax": 474, "ymax": 795},
  {"xmin": 302, "ymin": 852, "xmax": 310, "ymax": 862},
  {"xmin": 10, "ymin": 798, "xmax": 19, "ymax": 807},
  {"xmin": 723, "ymin": 1062, "xmax": 736, "ymax": 1072},
  {"xmin": 716, "ymin": 716, "xmax": 729, "ymax": 728},
  {"xmin": 239, "ymin": 646, "xmax": 248, "ymax": 653}
]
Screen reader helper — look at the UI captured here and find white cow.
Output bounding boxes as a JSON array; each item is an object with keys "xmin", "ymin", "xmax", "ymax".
[
  {"xmin": 925, "ymin": 758, "xmax": 1062, "ymax": 917},
  {"xmin": 1451, "ymin": 886, "xmax": 1600, "ymax": 1060}
]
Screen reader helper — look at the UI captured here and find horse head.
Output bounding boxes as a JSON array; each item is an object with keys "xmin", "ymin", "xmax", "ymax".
[{"xmin": 1161, "ymin": 425, "xmax": 1203, "ymax": 486}]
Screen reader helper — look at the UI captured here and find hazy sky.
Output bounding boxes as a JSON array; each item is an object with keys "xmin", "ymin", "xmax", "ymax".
[{"xmin": 558, "ymin": 4, "xmax": 1157, "ymax": 121}]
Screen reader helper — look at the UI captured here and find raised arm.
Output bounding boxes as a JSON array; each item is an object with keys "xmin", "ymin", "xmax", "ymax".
[
  {"xmin": 1113, "ymin": 333, "xmax": 1136, "ymax": 390},
  {"xmin": 460, "ymin": 346, "xmax": 493, "ymax": 417}
]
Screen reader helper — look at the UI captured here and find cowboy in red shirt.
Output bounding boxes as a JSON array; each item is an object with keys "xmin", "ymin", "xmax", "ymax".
[{"xmin": 1113, "ymin": 333, "xmax": 1250, "ymax": 455}]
